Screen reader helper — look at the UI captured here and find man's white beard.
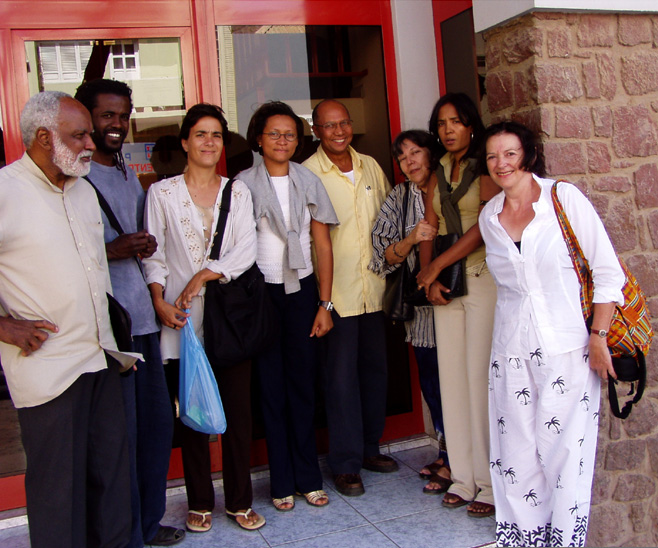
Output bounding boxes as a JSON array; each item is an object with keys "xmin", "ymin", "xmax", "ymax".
[{"xmin": 52, "ymin": 132, "xmax": 93, "ymax": 177}]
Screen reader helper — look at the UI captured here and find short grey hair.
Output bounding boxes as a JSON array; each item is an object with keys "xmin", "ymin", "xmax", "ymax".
[{"xmin": 20, "ymin": 91, "xmax": 70, "ymax": 148}]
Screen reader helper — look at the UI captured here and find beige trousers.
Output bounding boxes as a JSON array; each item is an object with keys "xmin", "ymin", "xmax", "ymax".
[{"xmin": 433, "ymin": 269, "xmax": 497, "ymax": 504}]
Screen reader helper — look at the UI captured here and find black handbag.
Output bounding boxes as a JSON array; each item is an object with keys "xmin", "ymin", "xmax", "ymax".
[
  {"xmin": 608, "ymin": 353, "xmax": 646, "ymax": 419},
  {"xmin": 107, "ymin": 292, "xmax": 133, "ymax": 352},
  {"xmin": 203, "ymin": 178, "xmax": 278, "ymax": 368},
  {"xmin": 432, "ymin": 233, "xmax": 466, "ymax": 299}
]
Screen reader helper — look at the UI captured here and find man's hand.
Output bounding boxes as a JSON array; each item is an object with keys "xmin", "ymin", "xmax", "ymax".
[
  {"xmin": 106, "ymin": 230, "xmax": 155, "ymax": 260},
  {"xmin": 0, "ymin": 316, "xmax": 58, "ymax": 356}
]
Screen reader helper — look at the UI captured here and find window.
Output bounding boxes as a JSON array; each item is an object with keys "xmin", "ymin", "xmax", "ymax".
[
  {"xmin": 38, "ymin": 41, "xmax": 93, "ymax": 83},
  {"xmin": 110, "ymin": 41, "xmax": 140, "ymax": 80}
]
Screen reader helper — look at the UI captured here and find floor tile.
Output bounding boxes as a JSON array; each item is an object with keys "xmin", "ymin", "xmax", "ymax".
[{"xmin": 279, "ymin": 524, "xmax": 399, "ymax": 548}]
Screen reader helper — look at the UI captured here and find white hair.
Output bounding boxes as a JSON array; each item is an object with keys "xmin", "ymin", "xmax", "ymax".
[{"xmin": 20, "ymin": 90, "xmax": 71, "ymax": 148}]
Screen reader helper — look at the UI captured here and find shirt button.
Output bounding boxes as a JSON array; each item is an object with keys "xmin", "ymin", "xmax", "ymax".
[
  {"xmin": 78, "ymin": 242, "xmax": 83, "ymax": 247},
  {"xmin": 87, "ymin": 267, "xmax": 91, "ymax": 271}
]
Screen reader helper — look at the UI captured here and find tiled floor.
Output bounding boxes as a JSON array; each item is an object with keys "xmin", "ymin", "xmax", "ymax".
[{"xmin": 0, "ymin": 438, "xmax": 496, "ymax": 548}]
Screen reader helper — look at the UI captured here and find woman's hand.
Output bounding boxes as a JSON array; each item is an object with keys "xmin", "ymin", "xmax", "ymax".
[
  {"xmin": 409, "ymin": 220, "xmax": 438, "ymax": 245},
  {"xmin": 153, "ymin": 298, "xmax": 189, "ymax": 330},
  {"xmin": 310, "ymin": 307, "xmax": 333, "ymax": 338},
  {"xmin": 417, "ymin": 258, "xmax": 442, "ymax": 290},
  {"xmin": 175, "ymin": 268, "xmax": 223, "ymax": 310},
  {"xmin": 427, "ymin": 281, "xmax": 452, "ymax": 306},
  {"xmin": 588, "ymin": 334, "xmax": 616, "ymax": 381}
]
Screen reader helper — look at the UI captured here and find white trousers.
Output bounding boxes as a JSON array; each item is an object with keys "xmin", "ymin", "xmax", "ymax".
[
  {"xmin": 489, "ymin": 322, "xmax": 600, "ymax": 547},
  {"xmin": 433, "ymin": 269, "xmax": 497, "ymax": 504}
]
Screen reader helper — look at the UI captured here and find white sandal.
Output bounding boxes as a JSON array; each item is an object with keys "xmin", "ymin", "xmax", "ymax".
[
  {"xmin": 297, "ymin": 489, "xmax": 329, "ymax": 507},
  {"xmin": 272, "ymin": 495, "xmax": 295, "ymax": 511},
  {"xmin": 186, "ymin": 510, "xmax": 212, "ymax": 533},
  {"xmin": 226, "ymin": 508, "xmax": 266, "ymax": 530}
]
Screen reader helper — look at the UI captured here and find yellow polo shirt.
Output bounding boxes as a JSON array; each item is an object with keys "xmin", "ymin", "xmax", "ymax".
[{"xmin": 304, "ymin": 146, "xmax": 390, "ymax": 317}]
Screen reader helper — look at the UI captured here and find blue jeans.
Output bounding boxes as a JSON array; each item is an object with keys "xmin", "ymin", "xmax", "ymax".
[{"xmin": 121, "ymin": 332, "xmax": 174, "ymax": 547}]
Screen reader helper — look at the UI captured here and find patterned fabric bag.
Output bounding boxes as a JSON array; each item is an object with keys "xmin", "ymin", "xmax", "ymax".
[{"xmin": 551, "ymin": 182, "xmax": 653, "ymax": 418}]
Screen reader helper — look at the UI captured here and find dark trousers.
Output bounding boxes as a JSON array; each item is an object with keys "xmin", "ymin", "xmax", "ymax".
[
  {"xmin": 167, "ymin": 359, "xmax": 253, "ymax": 513},
  {"xmin": 122, "ymin": 333, "xmax": 174, "ymax": 547},
  {"xmin": 256, "ymin": 276, "xmax": 323, "ymax": 498},
  {"xmin": 413, "ymin": 345, "xmax": 448, "ymax": 465},
  {"xmin": 17, "ymin": 357, "xmax": 131, "ymax": 548},
  {"xmin": 322, "ymin": 311, "xmax": 388, "ymax": 474}
]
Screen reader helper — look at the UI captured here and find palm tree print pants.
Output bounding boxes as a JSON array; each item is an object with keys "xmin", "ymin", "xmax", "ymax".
[{"xmin": 488, "ymin": 323, "xmax": 600, "ymax": 547}]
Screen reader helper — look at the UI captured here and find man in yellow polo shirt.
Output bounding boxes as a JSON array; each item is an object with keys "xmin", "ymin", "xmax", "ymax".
[{"xmin": 304, "ymin": 99, "xmax": 396, "ymax": 496}]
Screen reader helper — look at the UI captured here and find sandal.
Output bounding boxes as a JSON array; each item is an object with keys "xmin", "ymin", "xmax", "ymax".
[
  {"xmin": 422, "ymin": 473, "xmax": 451, "ymax": 495},
  {"xmin": 419, "ymin": 458, "xmax": 445, "ymax": 479},
  {"xmin": 467, "ymin": 501, "xmax": 495, "ymax": 518},
  {"xmin": 146, "ymin": 525, "xmax": 186, "ymax": 546},
  {"xmin": 442, "ymin": 493, "xmax": 470, "ymax": 509},
  {"xmin": 185, "ymin": 510, "xmax": 212, "ymax": 533},
  {"xmin": 272, "ymin": 495, "xmax": 295, "ymax": 512},
  {"xmin": 226, "ymin": 508, "xmax": 266, "ymax": 531},
  {"xmin": 296, "ymin": 489, "xmax": 329, "ymax": 507}
]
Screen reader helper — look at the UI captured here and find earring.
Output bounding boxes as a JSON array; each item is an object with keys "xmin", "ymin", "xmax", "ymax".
[
  {"xmin": 258, "ymin": 145, "xmax": 263, "ymax": 156},
  {"xmin": 470, "ymin": 132, "xmax": 474, "ymax": 140}
]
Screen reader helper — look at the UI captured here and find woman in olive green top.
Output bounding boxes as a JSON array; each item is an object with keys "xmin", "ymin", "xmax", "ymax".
[{"xmin": 417, "ymin": 93, "xmax": 499, "ymax": 518}]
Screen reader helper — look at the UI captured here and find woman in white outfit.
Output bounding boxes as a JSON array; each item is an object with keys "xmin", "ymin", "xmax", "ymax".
[{"xmin": 478, "ymin": 121, "xmax": 624, "ymax": 547}]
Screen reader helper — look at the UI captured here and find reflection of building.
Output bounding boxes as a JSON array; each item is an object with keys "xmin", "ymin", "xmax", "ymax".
[{"xmin": 1, "ymin": 3, "xmax": 657, "ymax": 543}]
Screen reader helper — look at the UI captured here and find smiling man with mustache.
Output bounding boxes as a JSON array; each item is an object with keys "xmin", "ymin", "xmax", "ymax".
[{"xmin": 0, "ymin": 91, "xmax": 138, "ymax": 548}]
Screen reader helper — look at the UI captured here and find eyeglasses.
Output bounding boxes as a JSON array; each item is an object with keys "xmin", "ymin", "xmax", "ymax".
[
  {"xmin": 262, "ymin": 131, "xmax": 297, "ymax": 142},
  {"xmin": 315, "ymin": 120, "xmax": 353, "ymax": 131}
]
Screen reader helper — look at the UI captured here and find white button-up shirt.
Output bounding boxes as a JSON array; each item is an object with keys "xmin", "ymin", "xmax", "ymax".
[{"xmin": 479, "ymin": 175, "xmax": 624, "ymax": 358}]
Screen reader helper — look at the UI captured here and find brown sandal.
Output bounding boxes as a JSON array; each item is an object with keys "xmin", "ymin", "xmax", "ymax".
[
  {"xmin": 419, "ymin": 458, "xmax": 445, "ymax": 479},
  {"xmin": 467, "ymin": 501, "xmax": 495, "ymax": 518},
  {"xmin": 422, "ymin": 473, "xmax": 451, "ymax": 494}
]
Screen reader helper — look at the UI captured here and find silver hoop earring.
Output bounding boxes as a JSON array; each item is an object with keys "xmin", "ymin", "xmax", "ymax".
[{"xmin": 470, "ymin": 132, "xmax": 474, "ymax": 140}]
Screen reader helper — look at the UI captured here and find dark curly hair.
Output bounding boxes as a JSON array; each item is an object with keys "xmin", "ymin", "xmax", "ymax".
[
  {"xmin": 478, "ymin": 120, "xmax": 546, "ymax": 177},
  {"xmin": 75, "ymin": 78, "xmax": 133, "ymax": 113},
  {"xmin": 391, "ymin": 130, "xmax": 441, "ymax": 173},
  {"xmin": 246, "ymin": 101, "xmax": 304, "ymax": 158},
  {"xmin": 428, "ymin": 92, "xmax": 485, "ymax": 161},
  {"xmin": 179, "ymin": 103, "xmax": 231, "ymax": 149}
]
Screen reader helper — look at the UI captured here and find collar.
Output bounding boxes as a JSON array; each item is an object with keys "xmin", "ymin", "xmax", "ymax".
[
  {"xmin": 315, "ymin": 144, "xmax": 361, "ymax": 174},
  {"xmin": 21, "ymin": 152, "xmax": 79, "ymax": 193}
]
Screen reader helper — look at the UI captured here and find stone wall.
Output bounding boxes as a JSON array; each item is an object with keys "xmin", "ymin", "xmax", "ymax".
[{"xmin": 481, "ymin": 11, "xmax": 658, "ymax": 547}]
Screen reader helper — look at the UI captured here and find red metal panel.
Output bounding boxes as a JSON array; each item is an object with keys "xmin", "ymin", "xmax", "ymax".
[
  {"xmin": 0, "ymin": 475, "xmax": 26, "ymax": 513},
  {"xmin": 0, "ymin": 1, "xmax": 191, "ymax": 29}
]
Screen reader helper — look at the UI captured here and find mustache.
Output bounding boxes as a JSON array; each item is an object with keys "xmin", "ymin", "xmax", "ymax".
[{"xmin": 78, "ymin": 151, "xmax": 94, "ymax": 159}]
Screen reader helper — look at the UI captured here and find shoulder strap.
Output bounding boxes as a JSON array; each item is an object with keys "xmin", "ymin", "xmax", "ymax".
[
  {"xmin": 550, "ymin": 181, "xmax": 593, "ymax": 320},
  {"xmin": 400, "ymin": 181, "xmax": 410, "ymax": 238},
  {"xmin": 209, "ymin": 178, "xmax": 235, "ymax": 261},
  {"xmin": 84, "ymin": 175, "xmax": 126, "ymax": 235}
]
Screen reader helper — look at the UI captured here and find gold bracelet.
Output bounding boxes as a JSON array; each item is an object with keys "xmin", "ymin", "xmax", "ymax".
[{"xmin": 393, "ymin": 242, "xmax": 405, "ymax": 258}]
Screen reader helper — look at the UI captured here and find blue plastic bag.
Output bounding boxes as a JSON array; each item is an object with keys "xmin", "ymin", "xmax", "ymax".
[{"xmin": 179, "ymin": 313, "xmax": 227, "ymax": 434}]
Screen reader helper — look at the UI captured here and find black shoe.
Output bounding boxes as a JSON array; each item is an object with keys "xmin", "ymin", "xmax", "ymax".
[
  {"xmin": 146, "ymin": 525, "xmax": 186, "ymax": 546},
  {"xmin": 333, "ymin": 473, "xmax": 365, "ymax": 496},
  {"xmin": 363, "ymin": 454, "xmax": 399, "ymax": 473}
]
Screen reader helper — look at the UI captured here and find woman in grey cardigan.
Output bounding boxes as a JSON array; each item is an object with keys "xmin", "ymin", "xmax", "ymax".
[{"xmin": 239, "ymin": 101, "xmax": 338, "ymax": 511}]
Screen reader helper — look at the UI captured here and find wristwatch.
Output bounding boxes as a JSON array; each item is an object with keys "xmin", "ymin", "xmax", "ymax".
[
  {"xmin": 591, "ymin": 328, "xmax": 608, "ymax": 338},
  {"xmin": 319, "ymin": 300, "xmax": 334, "ymax": 312}
]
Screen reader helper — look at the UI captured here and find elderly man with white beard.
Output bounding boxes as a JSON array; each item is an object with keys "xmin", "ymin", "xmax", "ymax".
[{"xmin": 0, "ymin": 91, "xmax": 137, "ymax": 548}]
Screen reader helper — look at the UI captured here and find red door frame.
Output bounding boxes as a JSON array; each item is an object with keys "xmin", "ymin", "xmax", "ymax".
[
  {"xmin": 431, "ymin": 0, "xmax": 474, "ymax": 95},
  {"xmin": 0, "ymin": 0, "xmax": 424, "ymax": 512}
]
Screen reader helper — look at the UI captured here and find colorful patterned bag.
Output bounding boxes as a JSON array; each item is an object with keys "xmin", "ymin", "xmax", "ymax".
[{"xmin": 552, "ymin": 182, "xmax": 653, "ymax": 418}]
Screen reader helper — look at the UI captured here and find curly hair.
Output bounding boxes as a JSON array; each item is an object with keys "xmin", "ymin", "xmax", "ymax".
[{"xmin": 246, "ymin": 101, "xmax": 304, "ymax": 158}]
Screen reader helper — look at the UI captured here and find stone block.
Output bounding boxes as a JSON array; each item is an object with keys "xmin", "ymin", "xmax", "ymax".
[
  {"xmin": 621, "ymin": 52, "xmax": 658, "ymax": 96},
  {"xmin": 510, "ymin": 107, "xmax": 550, "ymax": 136},
  {"xmin": 583, "ymin": 61, "xmax": 601, "ymax": 98},
  {"xmin": 619, "ymin": 14, "xmax": 653, "ymax": 46},
  {"xmin": 635, "ymin": 163, "xmax": 658, "ymax": 209},
  {"xmin": 613, "ymin": 474, "xmax": 656, "ymax": 501},
  {"xmin": 586, "ymin": 142, "xmax": 610, "ymax": 173},
  {"xmin": 605, "ymin": 198, "xmax": 638, "ymax": 253},
  {"xmin": 593, "ymin": 176, "xmax": 631, "ymax": 193},
  {"xmin": 502, "ymin": 27, "xmax": 543, "ymax": 64},
  {"xmin": 486, "ymin": 42, "xmax": 501, "ymax": 70},
  {"xmin": 647, "ymin": 435, "xmax": 658, "ymax": 475},
  {"xmin": 513, "ymin": 70, "xmax": 531, "ymax": 108},
  {"xmin": 654, "ymin": 17, "xmax": 658, "ymax": 47},
  {"xmin": 587, "ymin": 503, "xmax": 628, "ymax": 547},
  {"xmin": 591, "ymin": 470, "xmax": 612, "ymax": 504},
  {"xmin": 623, "ymin": 396, "xmax": 658, "ymax": 438},
  {"xmin": 647, "ymin": 210, "xmax": 658, "ymax": 249},
  {"xmin": 597, "ymin": 52, "xmax": 617, "ymax": 101},
  {"xmin": 533, "ymin": 12, "xmax": 564, "ymax": 21},
  {"xmin": 577, "ymin": 14, "xmax": 615, "ymax": 48},
  {"xmin": 652, "ymin": 100, "xmax": 658, "ymax": 113},
  {"xmin": 626, "ymin": 254, "xmax": 658, "ymax": 297},
  {"xmin": 589, "ymin": 192, "xmax": 610, "ymax": 218},
  {"xmin": 630, "ymin": 501, "xmax": 648, "ymax": 532},
  {"xmin": 486, "ymin": 72, "xmax": 514, "ymax": 112},
  {"xmin": 592, "ymin": 106, "xmax": 612, "ymax": 137},
  {"xmin": 604, "ymin": 439, "xmax": 646, "ymax": 471},
  {"xmin": 555, "ymin": 106, "xmax": 591, "ymax": 138},
  {"xmin": 534, "ymin": 64, "xmax": 583, "ymax": 103},
  {"xmin": 544, "ymin": 142, "xmax": 586, "ymax": 175},
  {"xmin": 547, "ymin": 27, "xmax": 571, "ymax": 57},
  {"xmin": 627, "ymin": 533, "xmax": 656, "ymax": 547},
  {"xmin": 612, "ymin": 105, "xmax": 658, "ymax": 158}
]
